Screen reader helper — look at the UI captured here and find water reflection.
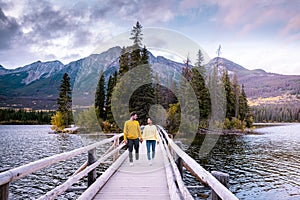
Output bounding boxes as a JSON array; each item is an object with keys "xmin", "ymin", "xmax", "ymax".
[{"xmin": 182, "ymin": 124, "xmax": 300, "ymax": 200}]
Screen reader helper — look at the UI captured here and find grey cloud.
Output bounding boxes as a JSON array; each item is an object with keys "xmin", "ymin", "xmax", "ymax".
[
  {"xmin": 19, "ymin": 0, "xmax": 175, "ymax": 46},
  {"xmin": 11, "ymin": 0, "xmax": 97, "ymax": 59},
  {"xmin": 22, "ymin": 3, "xmax": 77, "ymax": 40},
  {"xmin": 0, "ymin": 8, "xmax": 21, "ymax": 49},
  {"xmin": 72, "ymin": 29, "xmax": 93, "ymax": 47},
  {"xmin": 79, "ymin": 0, "xmax": 176, "ymax": 24}
]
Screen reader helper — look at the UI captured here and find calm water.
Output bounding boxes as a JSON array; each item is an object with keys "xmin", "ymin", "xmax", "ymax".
[
  {"xmin": 183, "ymin": 123, "xmax": 300, "ymax": 200},
  {"xmin": 0, "ymin": 125, "xmax": 111, "ymax": 199},
  {"xmin": 1, "ymin": 124, "xmax": 300, "ymax": 199}
]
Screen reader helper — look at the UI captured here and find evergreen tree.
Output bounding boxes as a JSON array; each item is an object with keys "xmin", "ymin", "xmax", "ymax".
[
  {"xmin": 191, "ymin": 67, "xmax": 211, "ymax": 124},
  {"xmin": 193, "ymin": 49, "xmax": 211, "ymax": 121},
  {"xmin": 57, "ymin": 73, "xmax": 73, "ymax": 126},
  {"xmin": 119, "ymin": 47, "xmax": 130, "ymax": 77},
  {"xmin": 140, "ymin": 45, "xmax": 149, "ymax": 65},
  {"xmin": 95, "ymin": 72, "xmax": 106, "ymax": 120},
  {"xmin": 232, "ymin": 74, "xmax": 240, "ymax": 118},
  {"xmin": 239, "ymin": 84, "xmax": 248, "ymax": 121},
  {"xmin": 114, "ymin": 21, "xmax": 155, "ymax": 124},
  {"xmin": 130, "ymin": 21, "xmax": 143, "ymax": 48},
  {"xmin": 130, "ymin": 48, "xmax": 141, "ymax": 69},
  {"xmin": 106, "ymin": 71, "xmax": 118, "ymax": 124},
  {"xmin": 128, "ymin": 46, "xmax": 154, "ymax": 124},
  {"xmin": 195, "ymin": 49, "xmax": 204, "ymax": 68},
  {"xmin": 222, "ymin": 70, "xmax": 235, "ymax": 120}
]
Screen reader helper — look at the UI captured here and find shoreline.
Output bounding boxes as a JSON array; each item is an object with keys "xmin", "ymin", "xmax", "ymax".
[{"xmin": 196, "ymin": 122, "xmax": 299, "ymax": 135}]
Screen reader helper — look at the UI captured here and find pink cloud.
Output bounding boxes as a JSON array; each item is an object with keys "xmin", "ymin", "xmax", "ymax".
[{"xmin": 280, "ymin": 14, "xmax": 300, "ymax": 36}]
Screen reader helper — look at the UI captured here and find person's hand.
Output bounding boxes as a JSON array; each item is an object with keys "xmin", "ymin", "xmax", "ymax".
[
  {"xmin": 157, "ymin": 141, "xmax": 160, "ymax": 145},
  {"xmin": 140, "ymin": 138, "xmax": 143, "ymax": 143},
  {"xmin": 124, "ymin": 140, "xmax": 128, "ymax": 145}
]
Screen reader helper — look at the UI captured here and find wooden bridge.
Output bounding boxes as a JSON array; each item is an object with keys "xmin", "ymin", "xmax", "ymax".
[{"xmin": 0, "ymin": 126, "xmax": 238, "ymax": 200}]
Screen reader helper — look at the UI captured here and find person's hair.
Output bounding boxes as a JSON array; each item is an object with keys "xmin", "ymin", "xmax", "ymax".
[
  {"xmin": 130, "ymin": 112, "xmax": 137, "ymax": 117},
  {"xmin": 147, "ymin": 117, "xmax": 154, "ymax": 123}
]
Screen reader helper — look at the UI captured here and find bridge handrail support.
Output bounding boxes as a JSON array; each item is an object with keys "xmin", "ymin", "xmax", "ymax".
[
  {"xmin": 38, "ymin": 143, "xmax": 125, "ymax": 200},
  {"xmin": 157, "ymin": 126, "xmax": 238, "ymax": 200},
  {"xmin": 77, "ymin": 151, "xmax": 129, "ymax": 200},
  {"xmin": 0, "ymin": 133, "xmax": 124, "ymax": 200},
  {"xmin": 159, "ymin": 133, "xmax": 195, "ymax": 200},
  {"xmin": 72, "ymin": 135, "xmax": 119, "ymax": 177}
]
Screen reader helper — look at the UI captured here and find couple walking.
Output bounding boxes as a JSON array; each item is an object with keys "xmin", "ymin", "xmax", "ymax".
[{"xmin": 123, "ymin": 112, "xmax": 159, "ymax": 166}]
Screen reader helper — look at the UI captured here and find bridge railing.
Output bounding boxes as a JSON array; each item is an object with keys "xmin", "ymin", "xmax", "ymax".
[
  {"xmin": 157, "ymin": 126, "xmax": 239, "ymax": 200},
  {"xmin": 0, "ymin": 133, "xmax": 124, "ymax": 200}
]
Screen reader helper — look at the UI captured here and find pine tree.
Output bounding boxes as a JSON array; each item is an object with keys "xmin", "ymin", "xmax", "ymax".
[
  {"xmin": 95, "ymin": 72, "xmax": 106, "ymax": 120},
  {"xmin": 191, "ymin": 67, "xmax": 211, "ymax": 124},
  {"xmin": 130, "ymin": 48, "xmax": 141, "ymax": 69},
  {"xmin": 193, "ymin": 49, "xmax": 211, "ymax": 121},
  {"xmin": 195, "ymin": 49, "xmax": 204, "ymax": 68},
  {"xmin": 232, "ymin": 74, "xmax": 240, "ymax": 118},
  {"xmin": 114, "ymin": 21, "xmax": 155, "ymax": 124},
  {"xmin": 239, "ymin": 84, "xmax": 248, "ymax": 121},
  {"xmin": 130, "ymin": 21, "xmax": 143, "ymax": 48},
  {"xmin": 119, "ymin": 47, "xmax": 130, "ymax": 77},
  {"xmin": 106, "ymin": 71, "xmax": 118, "ymax": 123},
  {"xmin": 128, "ymin": 46, "xmax": 154, "ymax": 124},
  {"xmin": 57, "ymin": 73, "xmax": 72, "ymax": 126},
  {"xmin": 222, "ymin": 70, "xmax": 235, "ymax": 120},
  {"xmin": 140, "ymin": 45, "xmax": 149, "ymax": 65}
]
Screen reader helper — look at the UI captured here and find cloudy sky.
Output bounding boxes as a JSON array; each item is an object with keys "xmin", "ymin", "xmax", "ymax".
[{"xmin": 0, "ymin": 0, "xmax": 299, "ymax": 74}]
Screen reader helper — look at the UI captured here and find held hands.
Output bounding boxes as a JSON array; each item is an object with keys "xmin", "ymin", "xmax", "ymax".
[{"xmin": 140, "ymin": 138, "xmax": 143, "ymax": 143}]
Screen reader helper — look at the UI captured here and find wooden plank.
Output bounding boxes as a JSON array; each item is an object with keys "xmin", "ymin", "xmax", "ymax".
[
  {"xmin": 93, "ymin": 143, "xmax": 171, "ymax": 200},
  {"xmin": 0, "ymin": 133, "xmax": 123, "ymax": 186},
  {"xmin": 77, "ymin": 151, "xmax": 128, "ymax": 200}
]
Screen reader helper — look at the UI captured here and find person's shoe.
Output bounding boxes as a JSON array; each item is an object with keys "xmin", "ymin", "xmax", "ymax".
[
  {"xmin": 130, "ymin": 162, "xmax": 133, "ymax": 166},
  {"xmin": 149, "ymin": 160, "xmax": 152, "ymax": 166}
]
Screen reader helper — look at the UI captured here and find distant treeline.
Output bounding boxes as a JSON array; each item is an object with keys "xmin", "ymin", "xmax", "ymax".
[
  {"xmin": 0, "ymin": 109, "xmax": 55, "ymax": 125},
  {"xmin": 251, "ymin": 105, "xmax": 300, "ymax": 123}
]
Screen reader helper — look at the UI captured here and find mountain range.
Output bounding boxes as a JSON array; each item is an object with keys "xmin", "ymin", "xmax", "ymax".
[{"xmin": 1, "ymin": 46, "xmax": 300, "ymax": 110}]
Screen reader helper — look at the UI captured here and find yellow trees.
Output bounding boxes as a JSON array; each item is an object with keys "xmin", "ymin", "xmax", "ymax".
[{"xmin": 51, "ymin": 111, "xmax": 65, "ymax": 132}]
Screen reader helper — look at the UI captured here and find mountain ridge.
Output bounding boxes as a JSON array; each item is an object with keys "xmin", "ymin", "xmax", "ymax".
[{"xmin": 0, "ymin": 47, "xmax": 299, "ymax": 110}]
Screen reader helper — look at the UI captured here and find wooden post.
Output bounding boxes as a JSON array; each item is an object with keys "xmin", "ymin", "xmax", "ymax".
[
  {"xmin": 87, "ymin": 148, "xmax": 97, "ymax": 187},
  {"xmin": 113, "ymin": 137, "xmax": 119, "ymax": 161},
  {"xmin": 175, "ymin": 141, "xmax": 183, "ymax": 178},
  {"xmin": 0, "ymin": 183, "xmax": 9, "ymax": 200},
  {"xmin": 211, "ymin": 171, "xmax": 230, "ymax": 200},
  {"xmin": 0, "ymin": 168, "xmax": 10, "ymax": 200}
]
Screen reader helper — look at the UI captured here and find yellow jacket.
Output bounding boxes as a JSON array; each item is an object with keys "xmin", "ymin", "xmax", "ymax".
[
  {"xmin": 142, "ymin": 125, "xmax": 159, "ymax": 141},
  {"xmin": 123, "ymin": 120, "xmax": 141, "ymax": 141}
]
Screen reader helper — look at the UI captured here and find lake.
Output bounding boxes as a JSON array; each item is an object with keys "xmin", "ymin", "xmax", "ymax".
[
  {"xmin": 0, "ymin": 124, "xmax": 300, "ymax": 199},
  {"xmin": 0, "ymin": 125, "xmax": 111, "ymax": 199},
  {"xmin": 182, "ymin": 123, "xmax": 300, "ymax": 200}
]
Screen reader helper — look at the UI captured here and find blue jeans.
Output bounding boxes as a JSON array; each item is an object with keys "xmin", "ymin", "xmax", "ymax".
[{"xmin": 146, "ymin": 140, "xmax": 156, "ymax": 160}]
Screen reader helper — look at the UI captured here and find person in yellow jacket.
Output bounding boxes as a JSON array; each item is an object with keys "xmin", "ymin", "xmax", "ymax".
[
  {"xmin": 123, "ymin": 112, "xmax": 143, "ymax": 166},
  {"xmin": 142, "ymin": 117, "xmax": 159, "ymax": 165}
]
